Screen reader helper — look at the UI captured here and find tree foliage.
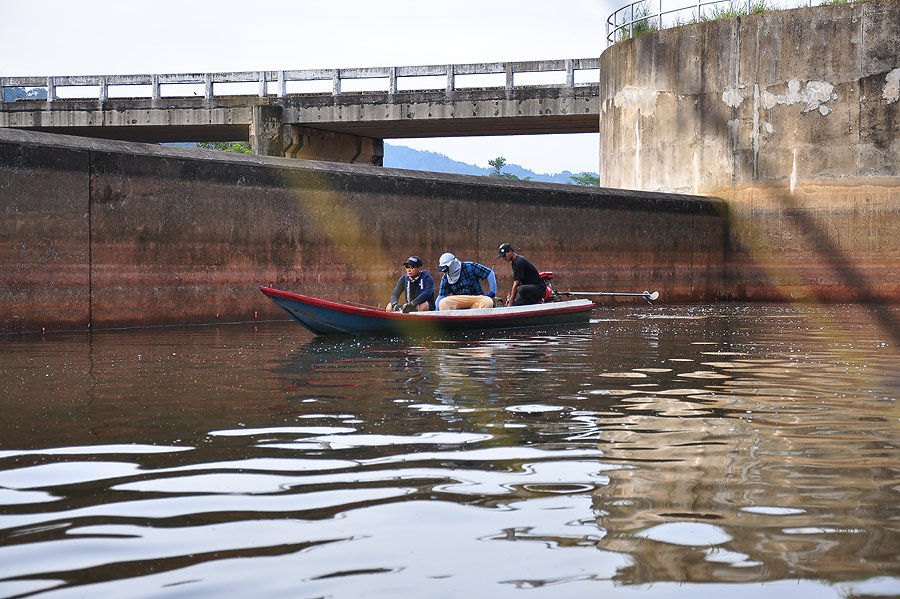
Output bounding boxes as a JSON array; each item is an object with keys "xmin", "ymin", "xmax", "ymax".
[
  {"xmin": 488, "ymin": 156, "xmax": 514, "ymax": 179},
  {"xmin": 196, "ymin": 141, "xmax": 251, "ymax": 154},
  {"xmin": 569, "ymin": 172, "xmax": 600, "ymax": 186},
  {"xmin": 487, "ymin": 156, "xmax": 529, "ymax": 180}
]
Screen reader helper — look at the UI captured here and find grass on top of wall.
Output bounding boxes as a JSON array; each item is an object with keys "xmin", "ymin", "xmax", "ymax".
[{"xmin": 614, "ymin": 0, "xmax": 867, "ymax": 41}]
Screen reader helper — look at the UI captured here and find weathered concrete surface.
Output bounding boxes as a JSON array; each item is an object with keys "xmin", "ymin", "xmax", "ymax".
[
  {"xmin": 0, "ymin": 86, "xmax": 599, "ymax": 149},
  {"xmin": 722, "ymin": 181, "xmax": 900, "ymax": 303},
  {"xmin": 0, "ymin": 96, "xmax": 253, "ymax": 143},
  {"xmin": 0, "ymin": 141, "xmax": 91, "ymax": 332},
  {"xmin": 285, "ymin": 126, "xmax": 385, "ymax": 166},
  {"xmin": 599, "ymin": 0, "xmax": 899, "ymax": 191},
  {"xmin": 599, "ymin": 0, "xmax": 900, "ymax": 303},
  {"xmin": 279, "ymin": 86, "xmax": 600, "ymax": 138},
  {"xmin": 249, "ymin": 104, "xmax": 285, "ymax": 157},
  {"xmin": 0, "ymin": 129, "xmax": 726, "ymax": 332}
]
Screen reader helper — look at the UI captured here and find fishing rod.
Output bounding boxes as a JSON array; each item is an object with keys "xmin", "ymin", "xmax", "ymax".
[{"xmin": 563, "ymin": 290, "xmax": 660, "ymax": 302}]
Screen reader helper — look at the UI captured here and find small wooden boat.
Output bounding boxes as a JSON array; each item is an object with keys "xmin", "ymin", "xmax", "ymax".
[{"xmin": 260, "ymin": 286, "xmax": 595, "ymax": 336}]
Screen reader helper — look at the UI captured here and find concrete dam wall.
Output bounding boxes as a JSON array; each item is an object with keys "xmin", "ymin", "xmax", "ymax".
[
  {"xmin": 599, "ymin": 0, "xmax": 899, "ymax": 192},
  {"xmin": 598, "ymin": 0, "xmax": 900, "ymax": 302},
  {"xmin": 0, "ymin": 129, "xmax": 726, "ymax": 332}
]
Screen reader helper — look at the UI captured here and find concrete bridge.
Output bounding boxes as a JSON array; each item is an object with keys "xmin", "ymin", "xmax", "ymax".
[{"xmin": 0, "ymin": 58, "xmax": 599, "ymax": 165}]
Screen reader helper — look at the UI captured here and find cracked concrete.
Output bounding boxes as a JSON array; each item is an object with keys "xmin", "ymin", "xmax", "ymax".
[
  {"xmin": 884, "ymin": 68, "xmax": 900, "ymax": 104},
  {"xmin": 612, "ymin": 86, "xmax": 659, "ymax": 117},
  {"xmin": 760, "ymin": 79, "xmax": 837, "ymax": 115}
]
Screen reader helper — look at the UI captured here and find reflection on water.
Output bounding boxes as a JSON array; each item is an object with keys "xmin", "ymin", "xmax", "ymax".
[{"xmin": 1, "ymin": 304, "xmax": 899, "ymax": 598}]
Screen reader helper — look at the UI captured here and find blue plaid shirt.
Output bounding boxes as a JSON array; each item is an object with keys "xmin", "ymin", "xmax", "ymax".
[{"xmin": 438, "ymin": 261, "xmax": 494, "ymax": 297}]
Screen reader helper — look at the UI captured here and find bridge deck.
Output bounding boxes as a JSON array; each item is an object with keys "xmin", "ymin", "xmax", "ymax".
[{"xmin": 1, "ymin": 59, "xmax": 600, "ymax": 144}]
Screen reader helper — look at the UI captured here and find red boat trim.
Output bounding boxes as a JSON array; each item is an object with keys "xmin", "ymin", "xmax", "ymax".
[{"xmin": 260, "ymin": 286, "xmax": 593, "ymax": 321}]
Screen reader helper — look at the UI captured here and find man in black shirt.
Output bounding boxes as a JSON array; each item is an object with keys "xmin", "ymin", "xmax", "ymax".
[{"xmin": 497, "ymin": 243, "xmax": 547, "ymax": 306}]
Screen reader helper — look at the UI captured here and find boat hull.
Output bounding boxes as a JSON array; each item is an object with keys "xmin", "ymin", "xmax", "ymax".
[{"xmin": 260, "ymin": 287, "xmax": 595, "ymax": 336}]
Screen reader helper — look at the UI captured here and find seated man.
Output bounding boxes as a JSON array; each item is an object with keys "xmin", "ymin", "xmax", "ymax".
[
  {"xmin": 385, "ymin": 255, "xmax": 435, "ymax": 312},
  {"xmin": 435, "ymin": 252, "xmax": 497, "ymax": 310},
  {"xmin": 497, "ymin": 243, "xmax": 547, "ymax": 306}
]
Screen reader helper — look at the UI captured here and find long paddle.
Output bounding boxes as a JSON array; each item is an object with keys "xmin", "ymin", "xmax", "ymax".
[
  {"xmin": 344, "ymin": 300, "xmax": 387, "ymax": 311},
  {"xmin": 564, "ymin": 290, "xmax": 660, "ymax": 302}
]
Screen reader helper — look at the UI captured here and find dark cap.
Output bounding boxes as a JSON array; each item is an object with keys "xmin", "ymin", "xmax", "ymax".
[
  {"xmin": 403, "ymin": 255, "xmax": 423, "ymax": 268},
  {"xmin": 497, "ymin": 243, "xmax": 514, "ymax": 258}
]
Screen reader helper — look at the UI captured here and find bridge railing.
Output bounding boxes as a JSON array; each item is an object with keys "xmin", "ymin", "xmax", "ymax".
[
  {"xmin": 607, "ymin": 0, "xmax": 838, "ymax": 45},
  {"xmin": 0, "ymin": 58, "xmax": 599, "ymax": 102}
]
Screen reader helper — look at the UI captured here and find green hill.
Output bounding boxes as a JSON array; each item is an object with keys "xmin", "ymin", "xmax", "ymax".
[{"xmin": 384, "ymin": 143, "xmax": 596, "ymax": 185}]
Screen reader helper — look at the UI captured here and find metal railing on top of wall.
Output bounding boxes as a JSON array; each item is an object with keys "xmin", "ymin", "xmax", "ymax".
[
  {"xmin": 0, "ymin": 58, "xmax": 600, "ymax": 102},
  {"xmin": 607, "ymin": 0, "xmax": 838, "ymax": 45}
]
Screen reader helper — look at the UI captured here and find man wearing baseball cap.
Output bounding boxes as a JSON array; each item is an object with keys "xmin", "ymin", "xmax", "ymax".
[
  {"xmin": 385, "ymin": 255, "xmax": 435, "ymax": 312},
  {"xmin": 497, "ymin": 243, "xmax": 546, "ymax": 306}
]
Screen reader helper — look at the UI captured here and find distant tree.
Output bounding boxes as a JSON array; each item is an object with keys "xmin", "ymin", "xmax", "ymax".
[
  {"xmin": 487, "ymin": 156, "xmax": 529, "ymax": 180},
  {"xmin": 569, "ymin": 172, "xmax": 600, "ymax": 186},
  {"xmin": 488, "ymin": 156, "xmax": 505, "ymax": 175},
  {"xmin": 196, "ymin": 141, "xmax": 251, "ymax": 154}
]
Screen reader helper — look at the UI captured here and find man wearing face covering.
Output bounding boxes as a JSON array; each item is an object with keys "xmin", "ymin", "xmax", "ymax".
[{"xmin": 435, "ymin": 252, "xmax": 497, "ymax": 310}]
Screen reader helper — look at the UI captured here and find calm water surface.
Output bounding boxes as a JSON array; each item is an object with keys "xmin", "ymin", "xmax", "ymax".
[{"xmin": 1, "ymin": 304, "xmax": 899, "ymax": 598}]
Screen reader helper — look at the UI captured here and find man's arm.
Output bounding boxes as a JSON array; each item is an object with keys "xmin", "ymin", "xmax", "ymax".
[
  {"xmin": 471, "ymin": 262, "xmax": 497, "ymax": 296},
  {"xmin": 388, "ymin": 276, "xmax": 405, "ymax": 310},
  {"xmin": 435, "ymin": 275, "xmax": 449, "ymax": 310},
  {"xmin": 412, "ymin": 273, "xmax": 435, "ymax": 306},
  {"xmin": 485, "ymin": 269, "xmax": 497, "ymax": 296},
  {"xmin": 508, "ymin": 280, "xmax": 520, "ymax": 305}
]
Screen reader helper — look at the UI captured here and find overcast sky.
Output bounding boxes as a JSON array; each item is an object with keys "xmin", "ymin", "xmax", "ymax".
[{"xmin": 1, "ymin": 0, "xmax": 621, "ymax": 174}]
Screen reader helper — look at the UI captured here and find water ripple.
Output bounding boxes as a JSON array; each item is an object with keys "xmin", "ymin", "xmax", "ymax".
[{"xmin": 2, "ymin": 304, "xmax": 900, "ymax": 597}]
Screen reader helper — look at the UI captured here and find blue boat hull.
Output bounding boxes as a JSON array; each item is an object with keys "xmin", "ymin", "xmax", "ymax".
[{"xmin": 260, "ymin": 287, "xmax": 595, "ymax": 336}]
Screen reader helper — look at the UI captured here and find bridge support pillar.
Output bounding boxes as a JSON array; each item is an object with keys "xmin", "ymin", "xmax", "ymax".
[
  {"xmin": 250, "ymin": 104, "xmax": 284, "ymax": 157},
  {"xmin": 284, "ymin": 125, "xmax": 384, "ymax": 166}
]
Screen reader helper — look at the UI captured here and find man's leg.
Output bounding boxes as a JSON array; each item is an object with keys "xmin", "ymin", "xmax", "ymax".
[
  {"xmin": 439, "ymin": 296, "xmax": 470, "ymax": 310},
  {"xmin": 440, "ymin": 295, "xmax": 491, "ymax": 310},
  {"xmin": 471, "ymin": 295, "xmax": 494, "ymax": 309},
  {"xmin": 513, "ymin": 284, "xmax": 545, "ymax": 306}
]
